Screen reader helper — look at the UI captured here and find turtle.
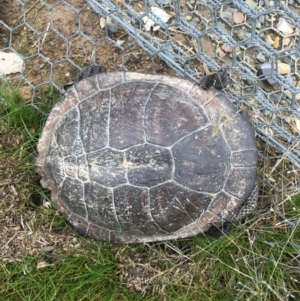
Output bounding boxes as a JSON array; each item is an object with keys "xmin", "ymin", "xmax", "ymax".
[{"xmin": 35, "ymin": 67, "xmax": 258, "ymax": 243}]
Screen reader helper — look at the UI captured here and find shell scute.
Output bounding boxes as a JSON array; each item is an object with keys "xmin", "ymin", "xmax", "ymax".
[
  {"xmin": 149, "ymin": 182, "xmax": 211, "ymax": 232},
  {"xmin": 87, "ymin": 149, "xmax": 127, "ymax": 187},
  {"xmin": 145, "ymin": 84, "xmax": 208, "ymax": 146},
  {"xmin": 79, "ymin": 90, "xmax": 110, "ymax": 152},
  {"xmin": 173, "ymin": 126, "xmax": 229, "ymax": 193},
  {"xmin": 114, "ymin": 185, "xmax": 163, "ymax": 235},
  {"xmin": 109, "ymin": 82, "xmax": 154, "ymax": 149}
]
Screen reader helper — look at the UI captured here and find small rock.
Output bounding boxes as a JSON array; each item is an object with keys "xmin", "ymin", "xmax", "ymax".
[
  {"xmin": 107, "ymin": 23, "xmax": 119, "ymax": 33},
  {"xmin": 100, "ymin": 17, "xmax": 106, "ymax": 29},
  {"xmin": 256, "ymin": 52, "xmax": 266, "ymax": 62},
  {"xmin": 245, "ymin": 0, "xmax": 257, "ymax": 8},
  {"xmin": 185, "ymin": 14, "xmax": 193, "ymax": 21},
  {"xmin": 273, "ymin": 36, "xmax": 280, "ymax": 48},
  {"xmin": 277, "ymin": 17, "xmax": 294, "ymax": 35},
  {"xmin": 217, "ymin": 22, "xmax": 226, "ymax": 32},
  {"xmin": 218, "ymin": 49, "xmax": 226, "ymax": 58},
  {"xmin": 257, "ymin": 62, "xmax": 277, "ymax": 85},
  {"xmin": 269, "ymin": 93, "xmax": 281, "ymax": 103},
  {"xmin": 256, "ymin": 21, "xmax": 261, "ymax": 29},
  {"xmin": 222, "ymin": 44, "xmax": 233, "ymax": 52},
  {"xmin": 277, "ymin": 62, "xmax": 291, "ymax": 74},
  {"xmin": 283, "ymin": 37, "xmax": 291, "ymax": 46},
  {"xmin": 259, "ymin": 15, "xmax": 265, "ymax": 23},
  {"xmin": 0, "ymin": 51, "xmax": 24, "ymax": 75},
  {"xmin": 265, "ymin": 35, "xmax": 274, "ymax": 45},
  {"xmin": 233, "ymin": 12, "xmax": 244, "ymax": 24},
  {"xmin": 236, "ymin": 29, "xmax": 246, "ymax": 40}
]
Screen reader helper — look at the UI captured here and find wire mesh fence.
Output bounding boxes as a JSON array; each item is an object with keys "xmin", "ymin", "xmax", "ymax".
[{"xmin": 0, "ymin": 0, "xmax": 300, "ymax": 177}]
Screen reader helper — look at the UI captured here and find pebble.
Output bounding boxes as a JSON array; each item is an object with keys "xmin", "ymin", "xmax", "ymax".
[
  {"xmin": 277, "ymin": 18, "xmax": 294, "ymax": 35},
  {"xmin": 269, "ymin": 93, "xmax": 281, "ymax": 103},
  {"xmin": 283, "ymin": 37, "xmax": 291, "ymax": 46},
  {"xmin": 233, "ymin": 12, "xmax": 244, "ymax": 24},
  {"xmin": 222, "ymin": 44, "xmax": 233, "ymax": 52},
  {"xmin": 245, "ymin": 0, "xmax": 257, "ymax": 8},
  {"xmin": 236, "ymin": 29, "xmax": 245, "ymax": 40},
  {"xmin": 157, "ymin": 0, "xmax": 170, "ymax": 5},
  {"xmin": 217, "ymin": 22, "xmax": 226, "ymax": 32},
  {"xmin": 265, "ymin": 35, "xmax": 274, "ymax": 45},
  {"xmin": 185, "ymin": 14, "xmax": 193, "ymax": 21},
  {"xmin": 259, "ymin": 15, "xmax": 265, "ymax": 23},
  {"xmin": 107, "ymin": 23, "xmax": 119, "ymax": 33},
  {"xmin": 277, "ymin": 62, "xmax": 291, "ymax": 74},
  {"xmin": 257, "ymin": 62, "xmax": 277, "ymax": 85},
  {"xmin": 0, "ymin": 51, "xmax": 24, "ymax": 75},
  {"xmin": 256, "ymin": 21, "xmax": 261, "ymax": 29},
  {"xmin": 257, "ymin": 52, "xmax": 266, "ymax": 62}
]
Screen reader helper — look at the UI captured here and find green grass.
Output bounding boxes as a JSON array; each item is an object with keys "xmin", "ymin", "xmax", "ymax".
[
  {"xmin": 0, "ymin": 243, "xmax": 140, "ymax": 301},
  {"xmin": 0, "ymin": 81, "xmax": 44, "ymax": 172},
  {"xmin": 0, "ymin": 83, "xmax": 300, "ymax": 300}
]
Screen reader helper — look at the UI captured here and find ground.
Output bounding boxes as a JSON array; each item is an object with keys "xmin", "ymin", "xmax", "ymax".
[{"xmin": 0, "ymin": 0, "xmax": 300, "ymax": 299}]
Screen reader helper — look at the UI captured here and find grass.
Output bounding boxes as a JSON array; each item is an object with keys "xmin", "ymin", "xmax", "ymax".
[{"xmin": 0, "ymin": 82, "xmax": 300, "ymax": 300}]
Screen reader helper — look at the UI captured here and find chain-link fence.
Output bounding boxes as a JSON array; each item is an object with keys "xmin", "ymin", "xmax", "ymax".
[{"xmin": 1, "ymin": 0, "xmax": 300, "ymax": 173}]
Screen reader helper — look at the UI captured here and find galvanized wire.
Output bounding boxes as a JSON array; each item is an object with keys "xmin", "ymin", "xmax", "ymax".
[
  {"xmin": 0, "ymin": 0, "xmax": 300, "ymax": 170},
  {"xmin": 87, "ymin": 0, "xmax": 300, "ymax": 168}
]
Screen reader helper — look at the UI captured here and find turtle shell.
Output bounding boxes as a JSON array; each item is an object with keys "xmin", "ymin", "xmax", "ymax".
[{"xmin": 36, "ymin": 72, "xmax": 257, "ymax": 243}]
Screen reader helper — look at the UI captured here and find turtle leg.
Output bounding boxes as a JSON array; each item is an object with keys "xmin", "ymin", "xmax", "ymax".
[
  {"xmin": 75, "ymin": 64, "xmax": 107, "ymax": 82},
  {"xmin": 205, "ymin": 181, "xmax": 258, "ymax": 238},
  {"xmin": 235, "ymin": 181, "xmax": 258, "ymax": 220},
  {"xmin": 199, "ymin": 69, "xmax": 228, "ymax": 91}
]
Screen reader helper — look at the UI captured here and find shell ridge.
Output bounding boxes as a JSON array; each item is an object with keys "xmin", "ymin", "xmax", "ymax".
[
  {"xmin": 146, "ymin": 192, "xmax": 169, "ymax": 234},
  {"xmin": 75, "ymin": 105, "xmax": 89, "ymax": 220},
  {"xmin": 111, "ymin": 188, "xmax": 122, "ymax": 233},
  {"xmin": 170, "ymin": 124, "xmax": 210, "ymax": 149},
  {"xmin": 107, "ymin": 88, "xmax": 112, "ymax": 148},
  {"xmin": 143, "ymin": 82, "xmax": 159, "ymax": 143}
]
